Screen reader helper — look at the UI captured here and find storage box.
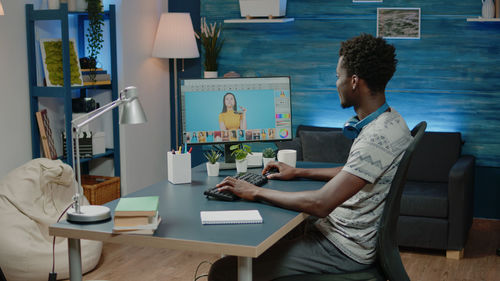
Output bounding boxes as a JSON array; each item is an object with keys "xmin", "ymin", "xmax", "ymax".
[
  {"xmin": 92, "ymin": 132, "xmax": 105, "ymax": 155},
  {"xmin": 247, "ymin": 152, "xmax": 263, "ymax": 166},
  {"xmin": 239, "ymin": 0, "xmax": 287, "ymax": 18},
  {"xmin": 81, "ymin": 175, "xmax": 120, "ymax": 205},
  {"xmin": 167, "ymin": 151, "xmax": 191, "ymax": 184}
]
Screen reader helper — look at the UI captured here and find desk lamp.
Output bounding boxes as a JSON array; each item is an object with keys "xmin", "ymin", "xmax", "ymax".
[
  {"xmin": 152, "ymin": 13, "xmax": 199, "ymax": 148},
  {"xmin": 67, "ymin": 86, "xmax": 147, "ymax": 223}
]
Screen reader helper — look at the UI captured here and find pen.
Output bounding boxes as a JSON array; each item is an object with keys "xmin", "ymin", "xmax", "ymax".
[
  {"xmin": 188, "ymin": 147, "xmax": 192, "ymax": 153},
  {"xmin": 178, "ymin": 146, "xmax": 182, "ymax": 154},
  {"xmin": 184, "ymin": 143, "xmax": 187, "ymax": 154}
]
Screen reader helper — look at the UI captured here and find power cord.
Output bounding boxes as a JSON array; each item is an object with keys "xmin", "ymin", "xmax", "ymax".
[
  {"xmin": 193, "ymin": 260, "xmax": 212, "ymax": 281},
  {"xmin": 49, "ymin": 202, "xmax": 75, "ymax": 281}
]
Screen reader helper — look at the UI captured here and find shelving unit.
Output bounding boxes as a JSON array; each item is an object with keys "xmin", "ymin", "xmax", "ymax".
[
  {"xmin": 25, "ymin": 3, "xmax": 120, "ymax": 177},
  {"xmin": 224, "ymin": 18, "xmax": 294, "ymax": 23}
]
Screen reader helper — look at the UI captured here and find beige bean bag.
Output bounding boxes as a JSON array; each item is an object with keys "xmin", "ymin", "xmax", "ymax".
[{"xmin": 0, "ymin": 158, "xmax": 102, "ymax": 281}]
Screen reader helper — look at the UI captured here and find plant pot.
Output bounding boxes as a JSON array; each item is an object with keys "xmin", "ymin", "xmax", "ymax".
[
  {"xmin": 206, "ymin": 162, "xmax": 220, "ymax": 177},
  {"xmin": 235, "ymin": 159, "xmax": 248, "ymax": 173},
  {"xmin": 204, "ymin": 71, "xmax": 218, "ymax": 78},
  {"xmin": 76, "ymin": 0, "xmax": 88, "ymax": 11},
  {"xmin": 262, "ymin": 157, "xmax": 275, "ymax": 167}
]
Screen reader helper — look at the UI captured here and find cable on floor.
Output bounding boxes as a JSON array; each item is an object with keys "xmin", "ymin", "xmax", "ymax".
[{"xmin": 193, "ymin": 260, "xmax": 213, "ymax": 281}]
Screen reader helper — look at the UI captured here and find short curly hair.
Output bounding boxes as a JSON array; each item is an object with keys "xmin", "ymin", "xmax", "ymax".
[{"xmin": 339, "ymin": 34, "xmax": 397, "ymax": 93}]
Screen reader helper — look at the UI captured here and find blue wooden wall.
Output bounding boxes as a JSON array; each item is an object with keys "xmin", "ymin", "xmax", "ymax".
[{"xmin": 201, "ymin": 0, "xmax": 500, "ymax": 168}]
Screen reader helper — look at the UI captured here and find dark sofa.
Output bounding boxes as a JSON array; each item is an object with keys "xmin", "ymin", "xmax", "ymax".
[{"xmin": 277, "ymin": 125, "xmax": 475, "ymax": 258}]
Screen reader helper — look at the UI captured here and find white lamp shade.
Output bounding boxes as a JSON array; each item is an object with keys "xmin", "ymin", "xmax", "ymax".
[
  {"xmin": 0, "ymin": 1, "xmax": 5, "ymax": 15},
  {"xmin": 152, "ymin": 13, "xmax": 199, "ymax": 59}
]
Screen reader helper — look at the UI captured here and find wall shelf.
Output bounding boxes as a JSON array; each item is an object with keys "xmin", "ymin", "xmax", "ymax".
[
  {"xmin": 224, "ymin": 18, "xmax": 294, "ymax": 23},
  {"xmin": 466, "ymin": 17, "xmax": 500, "ymax": 22}
]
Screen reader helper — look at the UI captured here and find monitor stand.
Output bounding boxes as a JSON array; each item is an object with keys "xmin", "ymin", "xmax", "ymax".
[{"xmin": 218, "ymin": 143, "xmax": 262, "ymax": 170}]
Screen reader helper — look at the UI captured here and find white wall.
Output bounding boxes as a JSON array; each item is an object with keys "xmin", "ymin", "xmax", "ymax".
[
  {"xmin": 118, "ymin": 0, "xmax": 171, "ymax": 194},
  {"xmin": 0, "ymin": 0, "xmax": 38, "ymax": 177},
  {"xmin": 0, "ymin": 0, "xmax": 172, "ymax": 196}
]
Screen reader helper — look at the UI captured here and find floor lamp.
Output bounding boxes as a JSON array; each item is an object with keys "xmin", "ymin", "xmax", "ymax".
[
  {"xmin": 152, "ymin": 13, "xmax": 199, "ymax": 148},
  {"xmin": 67, "ymin": 86, "xmax": 147, "ymax": 223}
]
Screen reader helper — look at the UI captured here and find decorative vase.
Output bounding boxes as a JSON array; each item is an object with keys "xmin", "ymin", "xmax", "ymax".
[
  {"xmin": 206, "ymin": 162, "xmax": 220, "ymax": 177},
  {"xmin": 235, "ymin": 159, "xmax": 248, "ymax": 173},
  {"xmin": 262, "ymin": 157, "xmax": 275, "ymax": 167},
  {"xmin": 482, "ymin": 0, "xmax": 495, "ymax": 18},
  {"xmin": 204, "ymin": 71, "xmax": 218, "ymax": 79}
]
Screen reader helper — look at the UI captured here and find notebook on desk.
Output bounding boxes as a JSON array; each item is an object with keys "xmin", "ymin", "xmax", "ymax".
[{"xmin": 200, "ymin": 210, "xmax": 263, "ymax": 225}]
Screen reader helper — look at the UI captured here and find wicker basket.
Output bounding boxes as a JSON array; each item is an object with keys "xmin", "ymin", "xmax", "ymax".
[{"xmin": 82, "ymin": 175, "xmax": 120, "ymax": 205}]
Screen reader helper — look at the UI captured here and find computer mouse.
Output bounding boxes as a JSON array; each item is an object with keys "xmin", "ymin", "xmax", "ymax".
[{"xmin": 264, "ymin": 167, "xmax": 279, "ymax": 176}]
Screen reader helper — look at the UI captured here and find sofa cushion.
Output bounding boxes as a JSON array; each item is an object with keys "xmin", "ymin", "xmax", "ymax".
[
  {"xmin": 400, "ymin": 181, "xmax": 448, "ymax": 218},
  {"xmin": 300, "ymin": 130, "xmax": 352, "ymax": 163},
  {"xmin": 407, "ymin": 132, "xmax": 462, "ymax": 182},
  {"xmin": 397, "ymin": 216, "xmax": 448, "ymax": 250}
]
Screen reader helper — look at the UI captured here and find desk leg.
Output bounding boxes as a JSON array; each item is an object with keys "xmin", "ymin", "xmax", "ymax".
[
  {"xmin": 237, "ymin": 257, "xmax": 252, "ymax": 281},
  {"xmin": 68, "ymin": 238, "xmax": 83, "ymax": 281}
]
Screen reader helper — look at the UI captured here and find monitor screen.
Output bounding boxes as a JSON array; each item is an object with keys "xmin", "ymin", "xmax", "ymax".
[{"xmin": 180, "ymin": 76, "xmax": 292, "ymax": 145}]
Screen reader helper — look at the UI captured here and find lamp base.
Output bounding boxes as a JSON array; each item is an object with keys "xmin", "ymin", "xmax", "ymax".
[{"xmin": 67, "ymin": 205, "xmax": 111, "ymax": 223}]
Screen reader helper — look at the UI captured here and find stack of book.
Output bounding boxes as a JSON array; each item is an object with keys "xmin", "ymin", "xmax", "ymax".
[
  {"xmin": 81, "ymin": 68, "xmax": 111, "ymax": 86},
  {"xmin": 112, "ymin": 196, "xmax": 161, "ymax": 235}
]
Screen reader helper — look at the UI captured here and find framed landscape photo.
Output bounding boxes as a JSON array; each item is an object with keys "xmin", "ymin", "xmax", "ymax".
[
  {"xmin": 40, "ymin": 38, "xmax": 83, "ymax": 87},
  {"xmin": 377, "ymin": 8, "xmax": 421, "ymax": 39}
]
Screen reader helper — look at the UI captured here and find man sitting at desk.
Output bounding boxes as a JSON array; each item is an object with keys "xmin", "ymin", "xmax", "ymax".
[{"xmin": 209, "ymin": 34, "xmax": 412, "ymax": 281}]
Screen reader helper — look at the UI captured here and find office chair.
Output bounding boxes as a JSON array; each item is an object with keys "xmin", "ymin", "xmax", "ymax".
[
  {"xmin": 0, "ymin": 266, "xmax": 6, "ymax": 281},
  {"xmin": 273, "ymin": 121, "xmax": 427, "ymax": 281}
]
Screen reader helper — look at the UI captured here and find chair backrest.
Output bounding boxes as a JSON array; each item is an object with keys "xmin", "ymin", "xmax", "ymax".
[
  {"xmin": 376, "ymin": 121, "xmax": 427, "ymax": 281},
  {"xmin": 0, "ymin": 266, "xmax": 6, "ymax": 281}
]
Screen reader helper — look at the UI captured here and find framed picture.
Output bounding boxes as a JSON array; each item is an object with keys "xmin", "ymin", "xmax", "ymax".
[
  {"xmin": 377, "ymin": 8, "xmax": 421, "ymax": 39},
  {"xmin": 353, "ymin": 0, "xmax": 382, "ymax": 2},
  {"xmin": 40, "ymin": 39, "xmax": 83, "ymax": 87}
]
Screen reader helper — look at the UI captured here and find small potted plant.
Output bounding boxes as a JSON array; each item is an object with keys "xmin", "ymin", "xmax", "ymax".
[
  {"xmin": 204, "ymin": 149, "xmax": 221, "ymax": 176},
  {"xmin": 195, "ymin": 17, "xmax": 224, "ymax": 78},
  {"xmin": 262, "ymin": 147, "xmax": 276, "ymax": 167},
  {"xmin": 230, "ymin": 144, "xmax": 252, "ymax": 173}
]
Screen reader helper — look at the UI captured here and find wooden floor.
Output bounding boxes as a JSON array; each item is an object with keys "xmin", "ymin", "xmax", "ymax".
[{"xmin": 79, "ymin": 218, "xmax": 500, "ymax": 281}]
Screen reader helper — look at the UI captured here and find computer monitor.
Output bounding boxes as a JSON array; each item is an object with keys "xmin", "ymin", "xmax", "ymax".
[{"xmin": 180, "ymin": 76, "xmax": 292, "ymax": 162}]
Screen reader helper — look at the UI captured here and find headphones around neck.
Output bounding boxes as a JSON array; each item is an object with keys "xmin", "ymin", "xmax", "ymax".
[{"xmin": 343, "ymin": 102, "xmax": 389, "ymax": 139}]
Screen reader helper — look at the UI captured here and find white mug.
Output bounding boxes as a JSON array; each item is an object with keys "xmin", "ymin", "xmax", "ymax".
[{"xmin": 277, "ymin": 149, "xmax": 297, "ymax": 168}]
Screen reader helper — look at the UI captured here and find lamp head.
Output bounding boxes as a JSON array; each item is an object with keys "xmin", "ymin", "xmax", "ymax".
[{"xmin": 120, "ymin": 86, "xmax": 147, "ymax": 124}]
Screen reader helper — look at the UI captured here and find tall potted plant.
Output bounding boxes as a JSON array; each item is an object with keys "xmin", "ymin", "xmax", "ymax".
[
  {"xmin": 195, "ymin": 17, "xmax": 224, "ymax": 78},
  {"xmin": 230, "ymin": 144, "xmax": 252, "ymax": 173},
  {"xmin": 85, "ymin": 0, "xmax": 104, "ymax": 82}
]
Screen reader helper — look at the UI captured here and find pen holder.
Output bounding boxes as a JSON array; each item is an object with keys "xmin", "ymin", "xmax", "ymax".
[{"xmin": 167, "ymin": 151, "xmax": 191, "ymax": 184}]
